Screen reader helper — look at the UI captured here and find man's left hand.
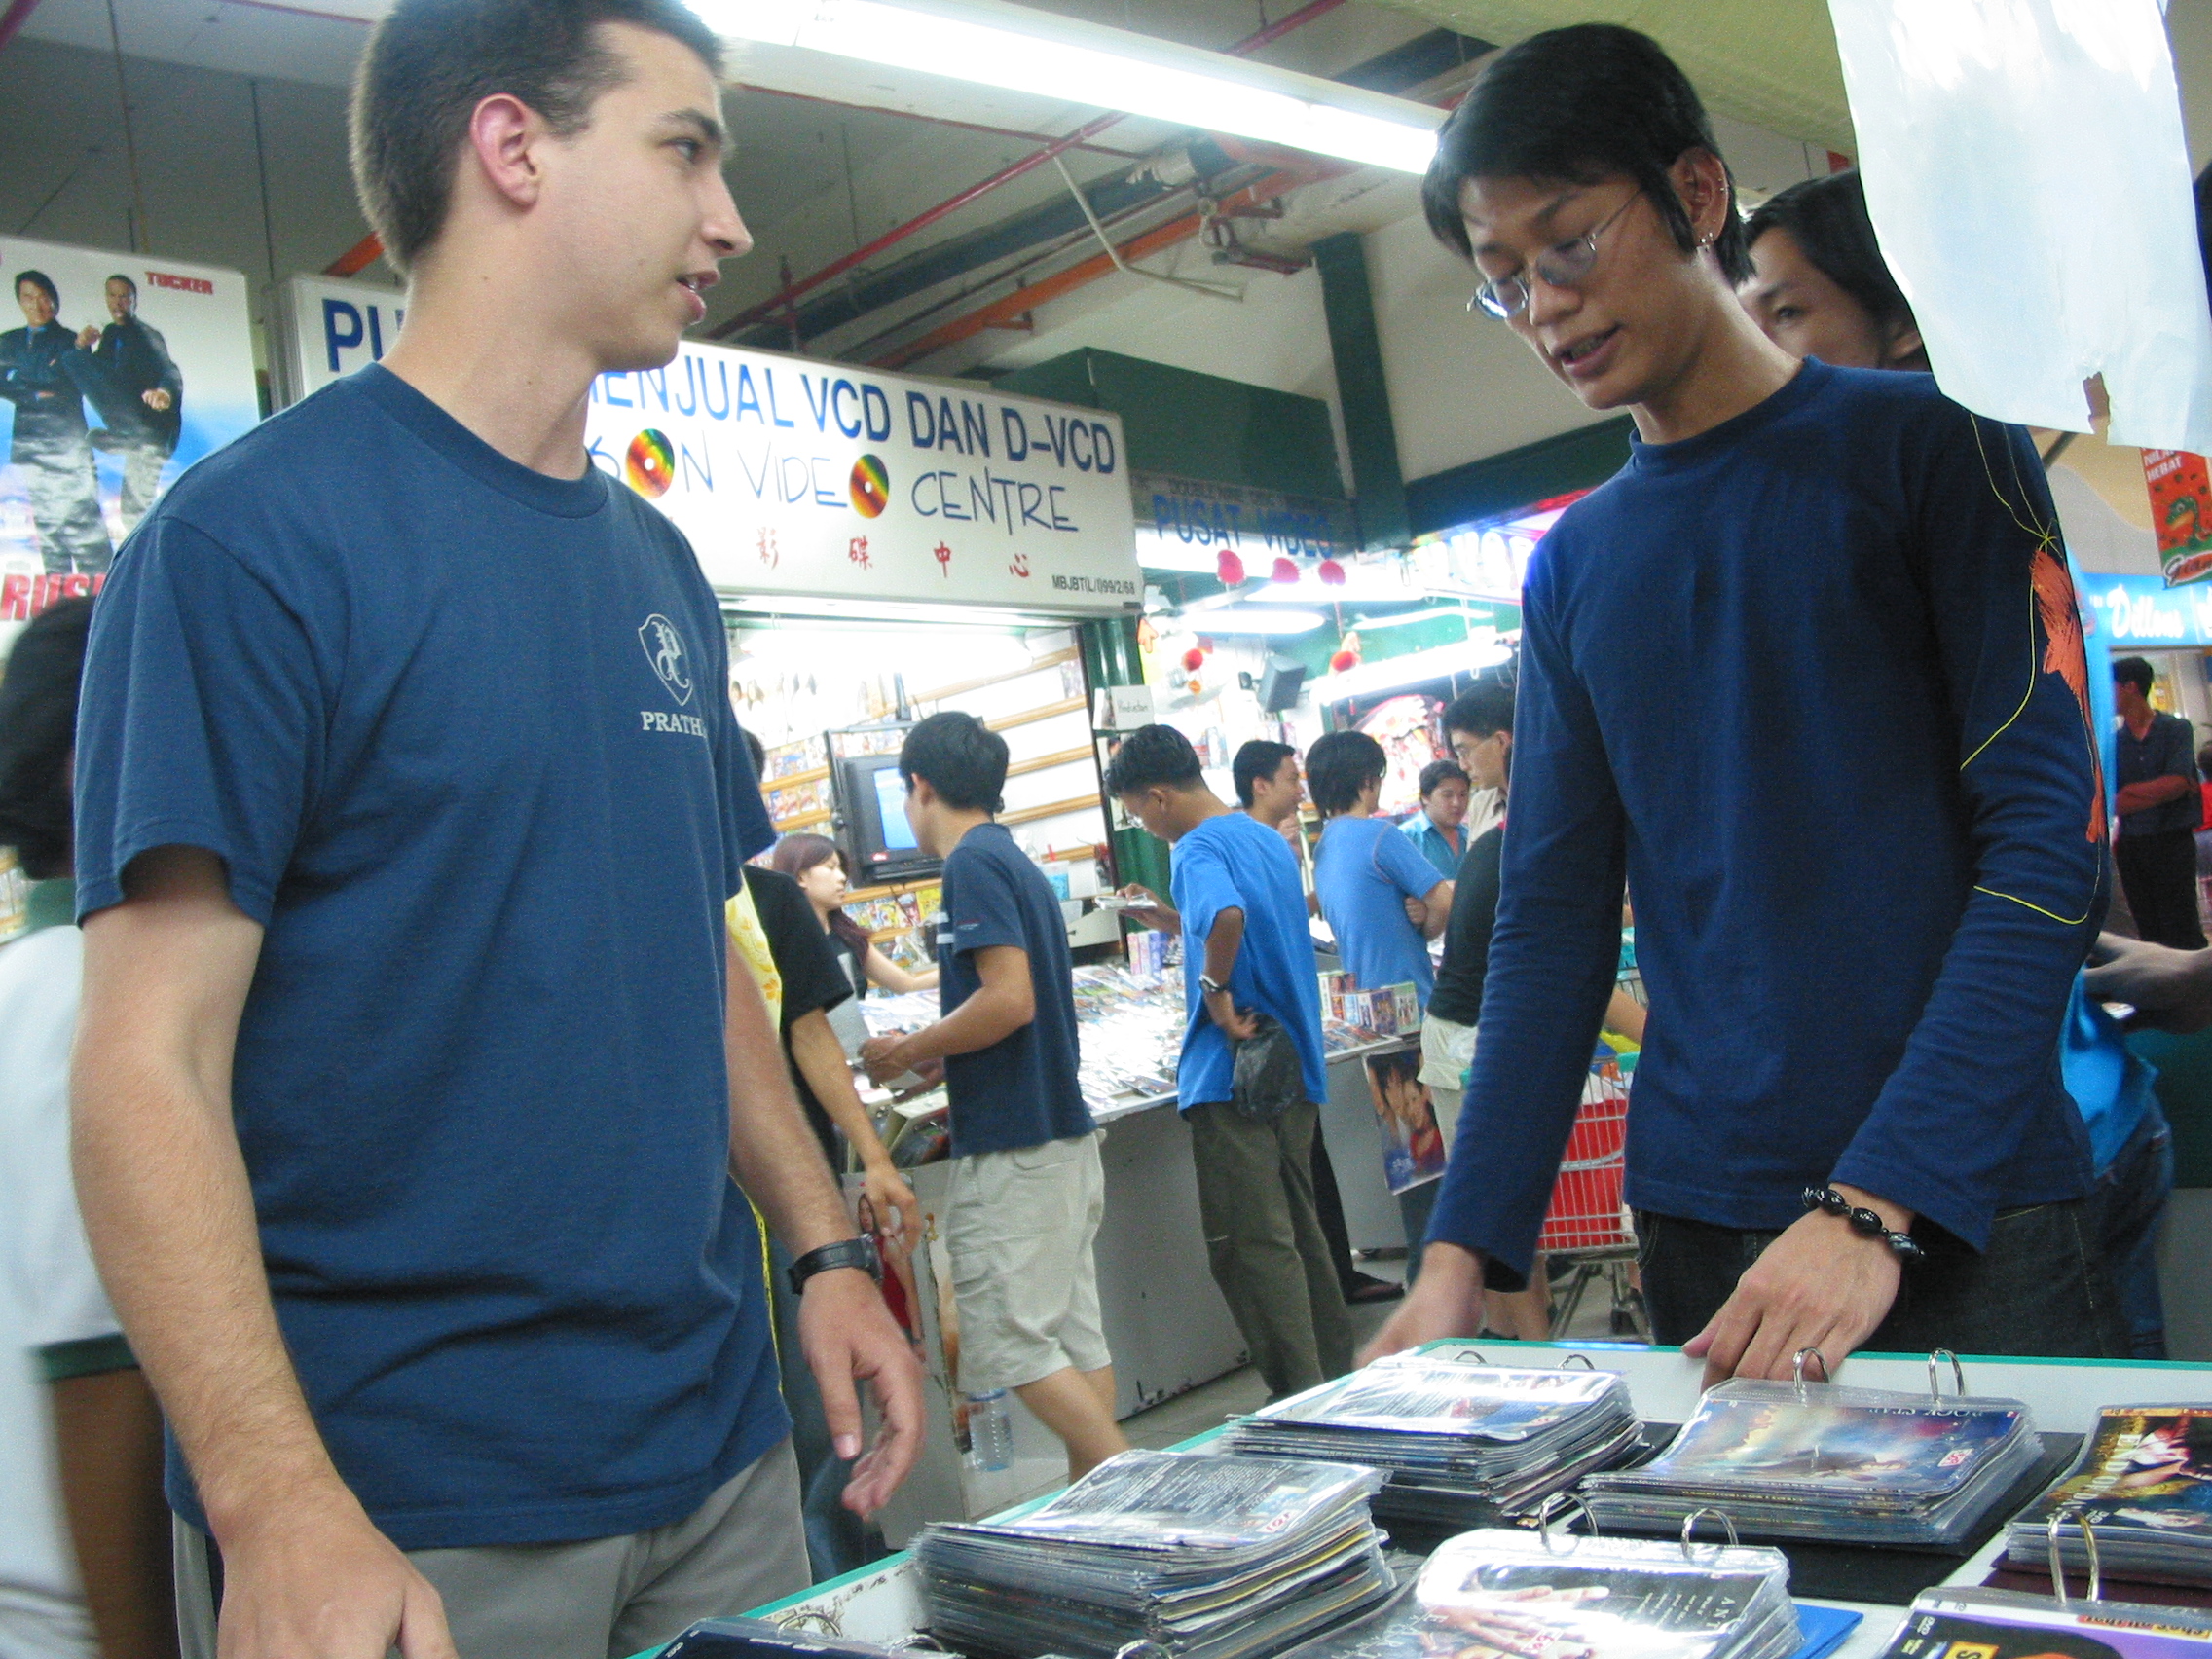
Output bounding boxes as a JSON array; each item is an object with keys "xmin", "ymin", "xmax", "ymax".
[
  {"xmin": 1681, "ymin": 1184, "xmax": 1906, "ymax": 1387},
  {"xmin": 76, "ymin": 324, "xmax": 99, "ymax": 350},
  {"xmin": 1404, "ymin": 896, "xmax": 1425, "ymax": 928},
  {"xmin": 797, "ymin": 1267, "xmax": 926, "ymax": 1516},
  {"xmin": 143, "ymin": 387, "xmax": 172, "ymax": 410}
]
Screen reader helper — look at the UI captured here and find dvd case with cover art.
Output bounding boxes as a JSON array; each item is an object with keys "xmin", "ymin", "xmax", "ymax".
[{"xmin": 2009, "ymin": 1407, "xmax": 2212, "ymax": 1584}]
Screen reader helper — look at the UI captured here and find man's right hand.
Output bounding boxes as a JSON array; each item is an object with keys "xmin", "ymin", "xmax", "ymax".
[
  {"xmin": 1203, "ymin": 987, "xmax": 1259, "ymax": 1041},
  {"xmin": 1358, "ymin": 1241, "xmax": 1484, "ymax": 1365},
  {"xmin": 2084, "ymin": 932, "xmax": 2212, "ymax": 1033},
  {"xmin": 214, "ymin": 1490, "xmax": 456, "ymax": 1659}
]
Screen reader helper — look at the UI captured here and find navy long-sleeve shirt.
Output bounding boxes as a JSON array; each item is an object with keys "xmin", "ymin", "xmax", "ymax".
[{"xmin": 1428, "ymin": 362, "xmax": 2106, "ymax": 1284}]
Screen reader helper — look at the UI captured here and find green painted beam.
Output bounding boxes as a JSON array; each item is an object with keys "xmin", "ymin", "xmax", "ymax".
[{"xmin": 1312, "ymin": 232, "xmax": 1410, "ymax": 553}]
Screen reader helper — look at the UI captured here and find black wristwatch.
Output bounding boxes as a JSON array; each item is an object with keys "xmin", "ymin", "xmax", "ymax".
[
  {"xmin": 1802, "ymin": 1186, "xmax": 1925, "ymax": 1263},
  {"xmin": 787, "ymin": 1235, "xmax": 883, "ymax": 1295},
  {"xmin": 1198, "ymin": 974, "xmax": 1229, "ymax": 997}
]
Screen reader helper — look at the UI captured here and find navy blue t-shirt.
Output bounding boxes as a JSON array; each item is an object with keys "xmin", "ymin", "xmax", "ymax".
[
  {"xmin": 936, "ymin": 822, "xmax": 1089, "ymax": 1157},
  {"xmin": 72, "ymin": 364, "xmax": 787, "ymax": 1550},
  {"xmin": 1429, "ymin": 362, "xmax": 2105, "ymax": 1279},
  {"xmin": 1170, "ymin": 810, "xmax": 1327, "ymax": 1110}
]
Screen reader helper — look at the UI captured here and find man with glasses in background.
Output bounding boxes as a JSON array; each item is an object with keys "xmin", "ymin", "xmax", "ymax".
[{"xmin": 1367, "ymin": 24, "xmax": 2115, "ymax": 1380}]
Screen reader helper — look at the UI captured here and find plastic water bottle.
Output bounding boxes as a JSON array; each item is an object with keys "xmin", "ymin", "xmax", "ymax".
[{"xmin": 966, "ymin": 1389, "xmax": 1013, "ymax": 1471}]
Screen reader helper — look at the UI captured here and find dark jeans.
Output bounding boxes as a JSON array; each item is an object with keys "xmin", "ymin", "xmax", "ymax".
[
  {"xmin": 1310, "ymin": 1133, "xmax": 1365, "ymax": 1293},
  {"xmin": 2118, "ymin": 826, "xmax": 2208, "ymax": 949},
  {"xmin": 2097, "ymin": 1103, "xmax": 2175, "ymax": 1360},
  {"xmin": 1636, "ymin": 1197, "xmax": 2129, "ymax": 1359}
]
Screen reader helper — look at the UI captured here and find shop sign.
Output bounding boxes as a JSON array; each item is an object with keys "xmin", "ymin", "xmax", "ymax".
[
  {"xmin": 1130, "ymin": 469, "xmax": 1355, "ymax": 559},
  {"xmin": 2081, "ymin": 572, "xmax": 2212, "ymax": 647},
  {"xmin": 0, "ymin": 236, "xmax": 259, "ymax": 647},
  {"xmin": 2144, "ymin": 449, "xmax": 2212, "ymax": 586},
  {"xmin": 272, "ymin": 276, "xmax": 1142, "ymax": 615}
]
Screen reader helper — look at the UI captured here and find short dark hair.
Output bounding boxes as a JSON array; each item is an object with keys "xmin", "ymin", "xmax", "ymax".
[
  {"xmin": 13, "ymin": 270, "xmax": 58, "ymax": 309},
  {"xmin": 1444, "ymin": 682, "xmax": 1515, "ymax": 741},
  {"xmin": 900, "ymin": 711, "xmax": 1007, "ymax": 813},
  {"xmin": 104, "ymin": 273, "xmax": 137, "ymax": 297},
  {"xmin": 0, "ymin": 597, "xmax": 94, "ymax": 880},
  {"xmin": 1231, "ymin": 740, "xmax": 1296, "ymax": 808},
  {"xmin": 1744, "ymin": 170, "xmax": 1919, "ymax": 351},
  {"xmin": 738, "ymin": 724, "xmax": 766, "ymax": 778},
  {"xmin": 350, "ymin": 0, "xmax": 723, "ymax": 275},
  {"xmin": 1102, "ymin": 724, "xmax": 1203, "ymax": 797},
  {"xmin": 1419, "ymin": 757, "xmax": 1469, "ymax": 798},
  {"xmin": 2114, "ymin": 656, "xmax": 2156, "ymax": 698},
  {"xmin": 1306, "ymin": 730, "xmax": 1386, "ymax": 817},
  {"xmin": 1422, "ymin": 23, "xmax": 1751, "ymax": 286}
]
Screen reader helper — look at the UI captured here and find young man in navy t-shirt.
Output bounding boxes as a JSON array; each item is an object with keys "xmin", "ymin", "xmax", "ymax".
[
  {"xmin": 1105, "ymin": 724, "xmax": 1352, "ymax": 1401},
  {"xmin": 859, "ymin": 713, "xmax": 1125, "ymax": 1481},
  {"xmin": 67, "ymin": 3, "xmax": 921, "ymax": 1654},
  {"xmin": 1367, "ymin": 24, "xmax": 2113, "ymax": 1381}
]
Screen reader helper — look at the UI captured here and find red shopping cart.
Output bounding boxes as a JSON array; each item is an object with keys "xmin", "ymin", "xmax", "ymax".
[{"xmin": 1535, "ymin": 1056, "xmax": 1645, "ymax": 1338}]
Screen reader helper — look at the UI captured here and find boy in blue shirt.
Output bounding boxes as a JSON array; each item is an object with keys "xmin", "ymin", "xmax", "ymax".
[
  {"xmin": 1105, "ymin": 724, "xmax": 1352, "ymax": 1400},
  {"xmin": 1309, "ymin": 730, "xmax": 1453, "ymax": 1004},
  {"xmin": 1368, "ymin": 23, "xmax": 2115, "ymax": 1381},
  {"xmin": 1400, "ymin": 758, "xmax": 1472, "ymax": 879},
  {"xmin": 860, "ymin": 713, "xmax": 1124, "ymax": 1481}
]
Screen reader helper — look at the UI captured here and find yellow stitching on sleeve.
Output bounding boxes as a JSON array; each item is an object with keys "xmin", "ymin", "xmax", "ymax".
[
  {"xmin": 1960, "ymin": 578, "xmax": 2039, "ymax": 771},
  {"xmin": 1972, "ymin": 885, "xmax": 2097, "ymax": 927}
]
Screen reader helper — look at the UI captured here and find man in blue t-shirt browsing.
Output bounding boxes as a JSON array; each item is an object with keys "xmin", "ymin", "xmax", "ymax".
[
  {"xmin": 1366, "ymin": 24, "xmax": 2113, "ymax": 1382},
  {"xmin": 859, "ymin": 713, "xmax": 1126, "ymax": 1482},
  {"xmin": 1104, "ymin": 724, "xmax": 1353, "ymax": 1401},
  {"xmin": 1308, "ymin": 730, "xmax": 1454, "ymax": 1007},
  {"xmin": 67, "ymin": 3, "xmax": 923, "ymax": 1655}
]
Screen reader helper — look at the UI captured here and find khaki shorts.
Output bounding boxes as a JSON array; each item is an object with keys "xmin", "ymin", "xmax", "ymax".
[
  {"xmin": 945, "ymin": 1131, "xmax": 1110, "ymax": 1392},
  {"xmin": 1419, "ymin": 1014, "xmax": 1476, "ymax": 1149}
]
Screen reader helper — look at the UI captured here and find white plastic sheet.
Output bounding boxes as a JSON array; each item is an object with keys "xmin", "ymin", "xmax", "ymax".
[{"xmin": 1826, "ymin": 0, "xmax": 2212, "ymax": 454}]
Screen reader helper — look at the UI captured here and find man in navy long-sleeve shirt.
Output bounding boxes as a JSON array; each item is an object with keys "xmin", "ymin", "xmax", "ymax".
[{"xmin": 1367, "ymin": 23, "xmax": 2119, "ymax": 1381}]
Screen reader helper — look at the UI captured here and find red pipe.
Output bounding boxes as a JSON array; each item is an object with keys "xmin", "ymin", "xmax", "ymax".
[
  {"xmin": 0, "ymin": 0, "xmax": 47, "ymax": 55},
  {"xmin": 709, "ymin": 0, "xmax": 1350, "ymax": 338}
]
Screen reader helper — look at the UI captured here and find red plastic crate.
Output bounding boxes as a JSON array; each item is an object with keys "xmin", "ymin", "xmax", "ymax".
[{"xmin": 1535, "ymin": 1062, "xmax": 1632, "ymax": 1254}]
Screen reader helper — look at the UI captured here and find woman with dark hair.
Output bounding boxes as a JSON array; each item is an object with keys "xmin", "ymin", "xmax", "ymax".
[
  {"xmin": 770, "ymin": 832, "xmax": 937, "ymax": 1003},
  {"xmin": 1740, "ymin": 171, "xmax": 1928, "ymax": 372}
]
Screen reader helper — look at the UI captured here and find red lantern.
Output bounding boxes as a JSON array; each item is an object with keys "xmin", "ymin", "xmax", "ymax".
[
  {"xmin": 1181, "ymin": 647, "xmax": 1205, "ymax": 673},
  {"xmin": 1329, "ymin": 648, "xmax": 1359, "ymax": 673},
  {"xmin": 1216, "ymin": 548, "xmax": 1245, "ymax": 586},
  {"xmin": 1317, "ymin": 559, "xmax": 1346, "ymax": 586},
  {"xmin": 1271, "ymin": 556, "xmax": 1301, "ymax": 584}
]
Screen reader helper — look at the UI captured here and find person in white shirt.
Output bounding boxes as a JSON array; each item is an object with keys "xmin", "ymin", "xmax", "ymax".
[{"xmin": 0, "ymin": 596, "xmax": 174, "ymax": 1659}]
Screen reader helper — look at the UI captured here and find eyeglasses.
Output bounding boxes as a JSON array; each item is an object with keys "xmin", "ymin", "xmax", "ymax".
[{"xmin": 1467, "ymin": 194, "xmax": 1640, "ymax": 320}]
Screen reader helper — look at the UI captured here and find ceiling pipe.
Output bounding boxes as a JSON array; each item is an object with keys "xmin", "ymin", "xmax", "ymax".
[
  {"xmin": 736, "ymin": 82, "xmax": 1144, "ymax": 159},
  {"xmin": 0, "ymin": 0, "xmax": 47, "ymax": 55},
  {"xmin": 870, "ymin": 161, "xmax": 1343, "ymax": 371},
  {"xmin": 325, "ymin": 231, "xmax": 385, "ymax": 276},
  {"xmin": 708, "ymin": 0, "xmax": 1351, "ymax": 340}
]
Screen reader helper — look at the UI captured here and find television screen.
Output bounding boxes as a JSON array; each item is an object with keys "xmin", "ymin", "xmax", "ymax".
[{"xmin": 872, "ymin": 763, "xmax": 918, "ymax": 851}]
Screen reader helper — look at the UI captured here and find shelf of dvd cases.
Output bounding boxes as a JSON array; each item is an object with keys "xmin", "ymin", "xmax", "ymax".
[{"xmin": 691, "ymin": 1345, "xmax": 2212, "ymax": 1659}]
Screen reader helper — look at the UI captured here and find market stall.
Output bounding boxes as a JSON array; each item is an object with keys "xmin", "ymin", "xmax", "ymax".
[{"xmin": 700, "ymin": 1343, "xmax": 2212, "ymax": 1659}]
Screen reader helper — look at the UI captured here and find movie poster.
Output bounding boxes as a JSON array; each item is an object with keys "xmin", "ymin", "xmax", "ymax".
[
  {"xmin": 0, "ymin": 237, "xmax": 258, "ymax": 649},
  {"xmin": 1363, "ymin": 1045, "xmax": 1446, "ymax": 1194}
]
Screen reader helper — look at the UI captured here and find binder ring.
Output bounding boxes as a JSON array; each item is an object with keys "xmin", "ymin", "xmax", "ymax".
[
  {"xmin": 2046, "ymin": 1502, "xmax": 2103, "ymax": 1609},
  {"xmin": 1928, "ymin": 1348, "xmax": 1966, "ymax": 1402},
  {"xmin": 1791, "ymin": 1347, "xmax": 1829, "ymax": 1396},
  {"xmin": 1560, "ymin": 1353, "xmax": 1597, "ymax": 1370},
  {"xmin": 1439, "ymin": 1347, "xmax": 1493, "ymax": 1366},
  {"xmin": 775, "ymin": 1611, "xmax": 845, "ymax": 1638},
  {"xmin": 1681, "ymin": 1507, "xmax": 1741, "ymax": 1558},
  {"xmin": 1536, "ymin": 1491, "xmax": 1597, "ymax": 1552},
  {"xmin": 1113, "ymin": 1644, "xmax": 1172, "ymax": 1659}
]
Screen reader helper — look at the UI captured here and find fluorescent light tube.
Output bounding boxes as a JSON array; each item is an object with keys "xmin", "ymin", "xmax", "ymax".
[
  {"xmin": 1198, "ymin": 608, "xmax": 1327, "ymax": 635},
  {"xmin": 701, "ymin": 0, "xmax": 1443, "ymax": 174}
]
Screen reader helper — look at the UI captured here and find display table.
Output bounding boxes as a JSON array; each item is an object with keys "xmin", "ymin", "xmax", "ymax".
[
  {"xmin": 699, "ymin": 1344, "xmax": 2212, "ymax": 1659},
  {"xmin": 862, "ymin": 1032, "xmax": 1423, "ymax": 1544}
]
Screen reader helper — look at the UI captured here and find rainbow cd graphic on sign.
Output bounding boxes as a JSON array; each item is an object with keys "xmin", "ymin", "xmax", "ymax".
[
  {"xmin": 850, "ymin": 454, "xmax": 890, "ymax": 518},
  {"xmin": 626, "ymin": 429, "xmax": 676, "ymax": 498}
]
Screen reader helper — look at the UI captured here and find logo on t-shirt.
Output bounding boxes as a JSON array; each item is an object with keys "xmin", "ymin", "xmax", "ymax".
[{"xmin": 638, "ymin": 614, "xmax": 694, "ymax": 707}]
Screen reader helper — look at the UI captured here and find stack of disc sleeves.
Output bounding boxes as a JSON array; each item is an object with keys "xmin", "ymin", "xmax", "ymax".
[
  {"xmin": 1222, "ymin": 1355, "xmax": 1642, "ymax": 1525},
  {"xmin": 2007, "ymin": 1404, "xmax": 2212, "ymax": 1584},
  {"xmin": 914, "ymin": 1449, "xmax": 1395, "ymax": 1659},
  {"xmin": 1582, "ymin": 1380, "xmax": 2041, "ymax": 1546},
  {"xmin": 1270, "ymin": 1528, "xmax": 1802, "ymax": 1659}
]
